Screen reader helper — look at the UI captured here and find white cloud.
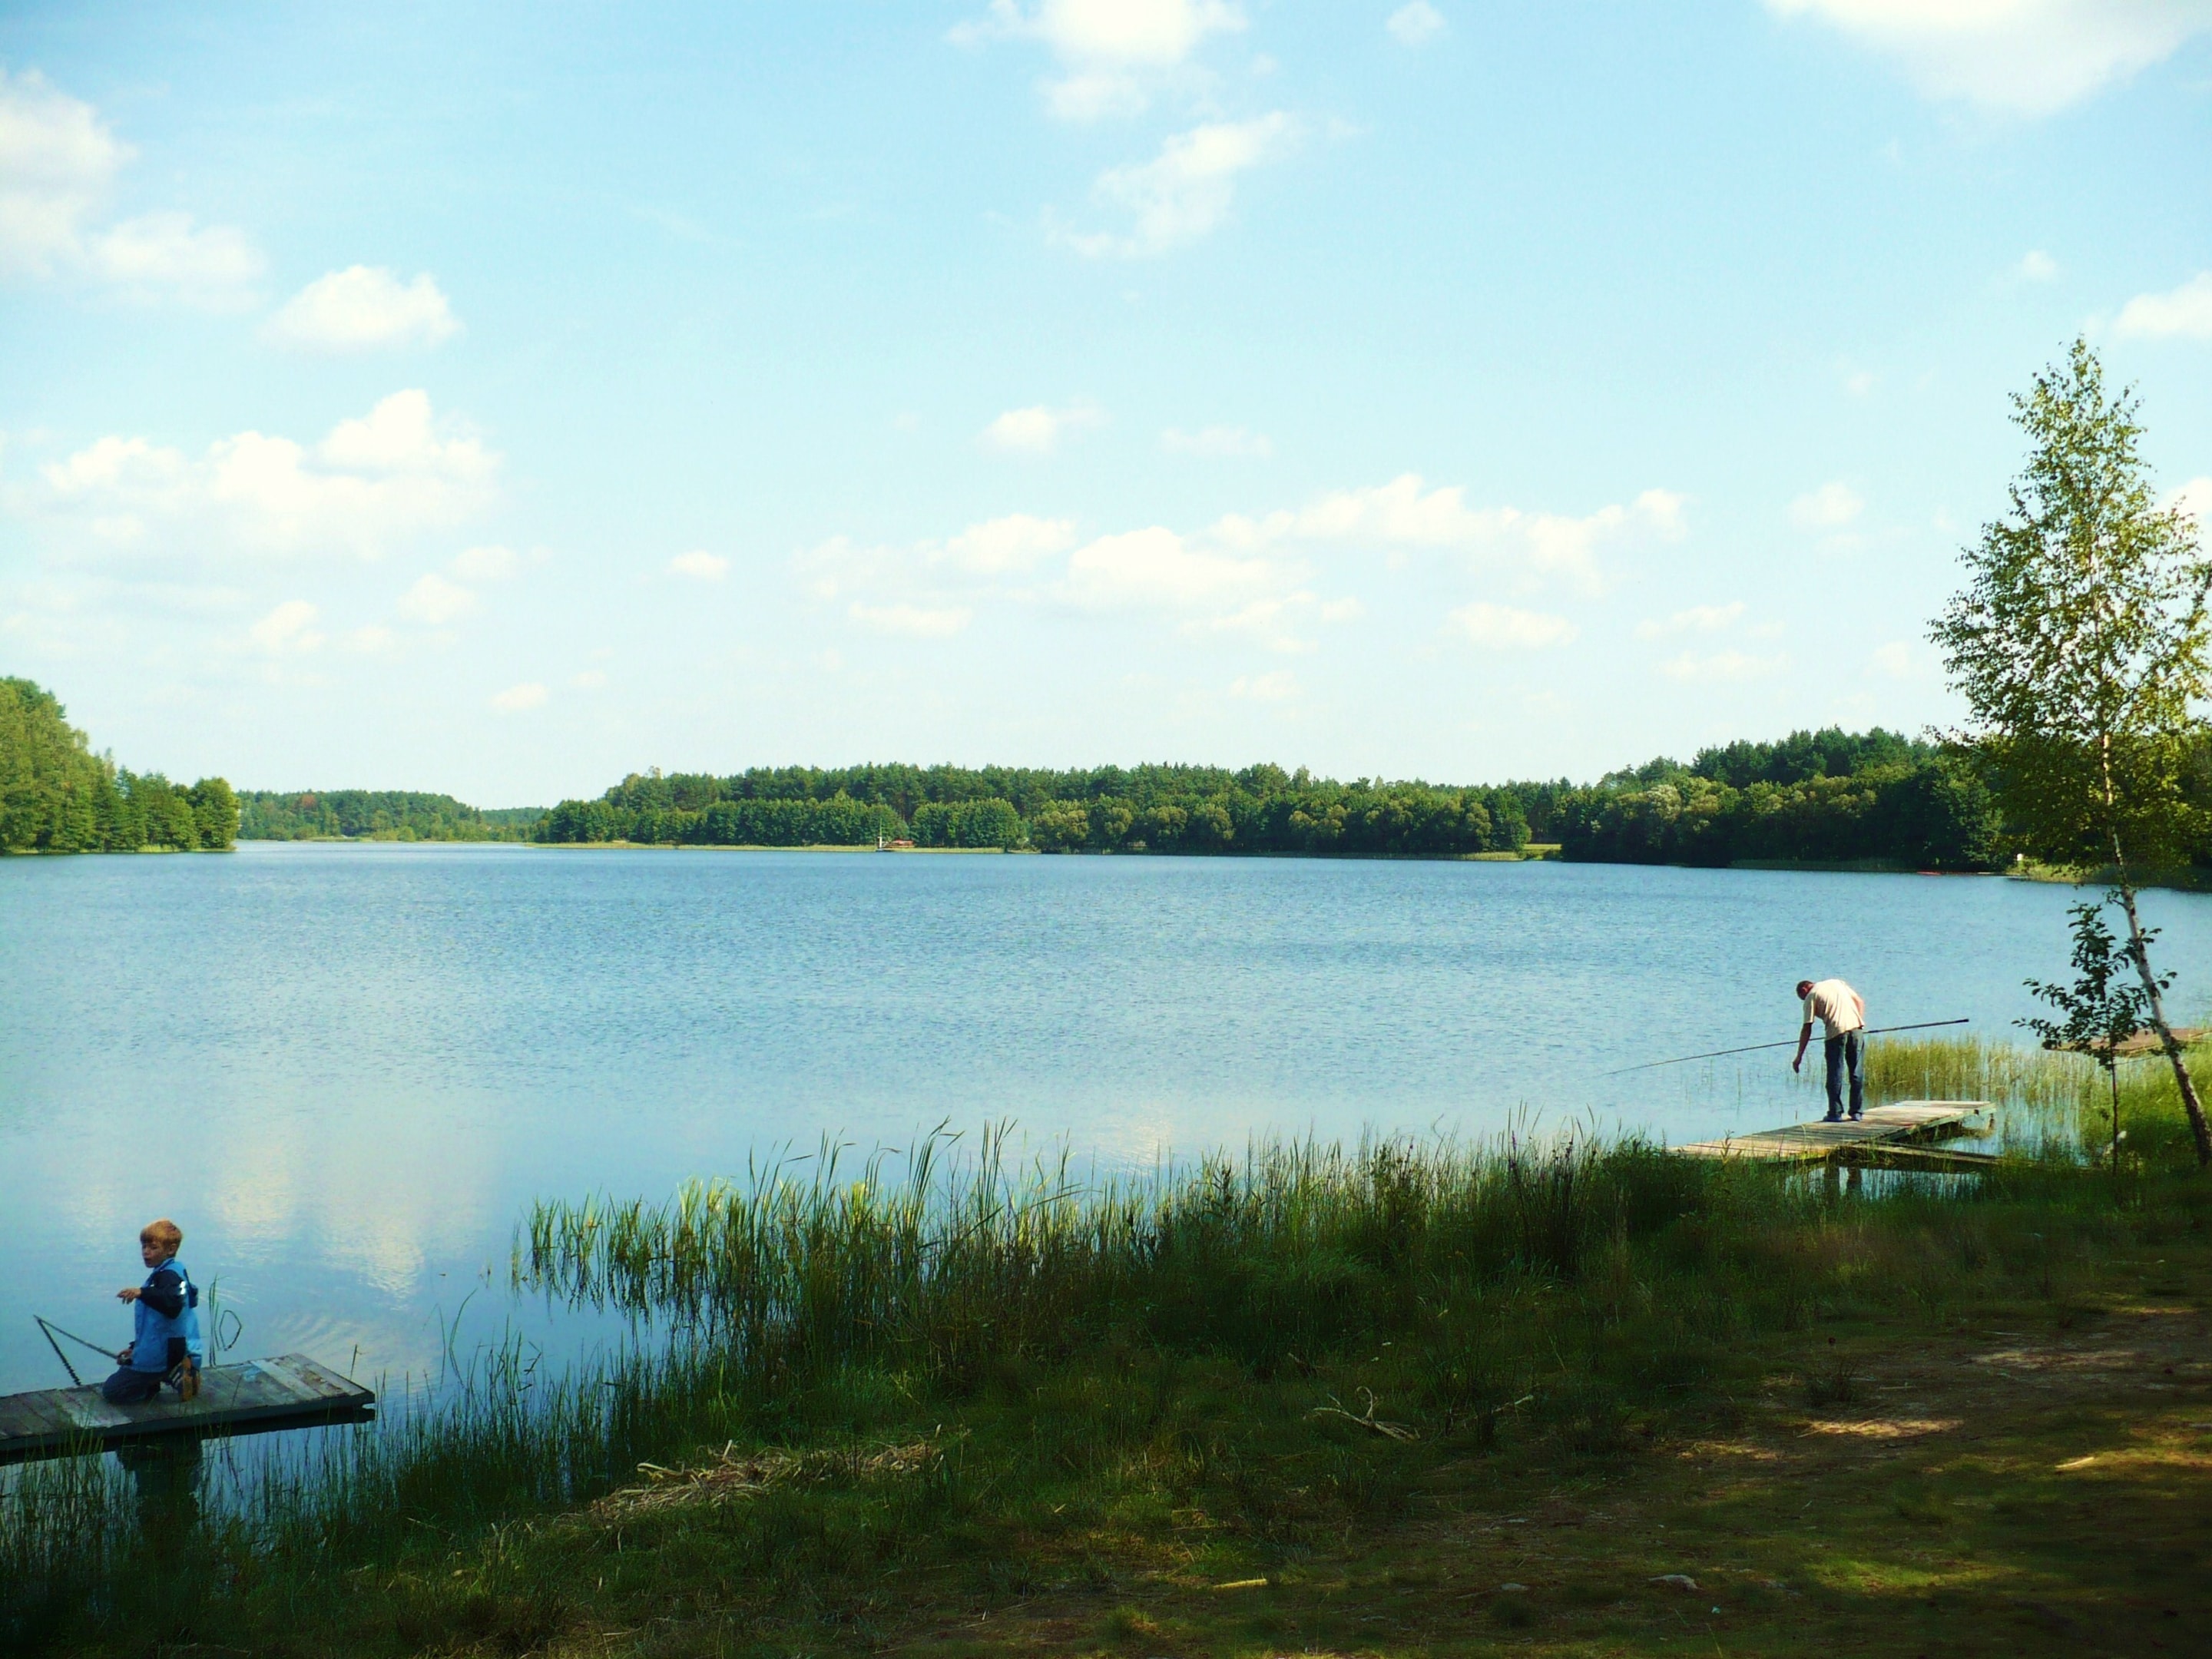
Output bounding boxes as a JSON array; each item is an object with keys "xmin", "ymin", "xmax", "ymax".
[
  {"xmin": 1760, "ymin": 1, "xmax": 2212, "ymax": 116},
  {"xmin": 1843, "ymin": 367, "xmax": 1878, "ymax": 396},
  {"xmin": 1449, "ymin": 601, "xmax": 1578, "ymax": 650},
  {"xmin": 41, "ymin": 435, "xmax": 190, "ymax": 503},
  {"xmin": 1870, "ymin": 641, "xmax": 1921, "ymax": 678},
  {"xmin": 981, "ymin": 402, "xmax": 1104, "ymax": 453},
  {"xmin": 248, "ymin": 599, "xmax": 323, "ymax": 654},
  {"xmin": 39, "ymin": 390, "xmax": 498, "ymax": 559},
  {"xmin": 1060, "ymin": 113, "xmax": 1297, "ymax": 257},
  {"xmin": 317, "ymin": 390, "xmax": 485, "ymax": 474},
  {"xmin": 0, "ymin": 69, "xmax": 127, "ymax": 276},
  {"xmin": 1161, "ymin": 424, "xmax": 1272, "ymax": 458},
  {"xmin": 1062, "ymin": 526, "xmax": 1273, "ymax": 608},
  {"xmin": 1790, "ymin": 481, "xmax": 1863, "ymax": 528},
  {"xmin": 1636, "ymin": 601, "xmax": 1745, "ymax": 639},
  {"xmin": 1192, "ymin": 591, "xmax": 1323, "ymax": 652},
  {"xmin": 1387, "ymin": 3, "xmax": 1447, "ymax": 46},
  {"xmin": 2114, "ymin": 272, "xmax": 2212, "ymax": 341},
  {"xmin": 492, "ymin": 681, "xmax": 548, "ymax": 712},
  {"xmin": 796, "ymin": 536, "xmax": 896, "ymax": 603},
  {"xmin": 1658, "ymin": 649, "xmax": 1787, "ymax": 683},
  {"xmin": 1229, "ymin": 669, "xmax": 1296, "ymax": 700},
  {"xmin": 87, "ymin": 211, "xmax": 263, "ymax": 297},
  {"xmin": 804, "ymin": 516, "xmax": 1078, "ymax": 601},
  {"xmin": 799, "ymin": 472, "xmax": 1682, "ymax": 641},
  {"xmin": 937, "ymin": 513, "xmax": 1076, "ymax": 572},
  {"xmin": 0, "ymin": 70, "xmax": 260, "ymax": 296},
  {"xmin": 267, "ymin": 266, "xmax": 460, "ymax": 350},
  {"xmin": 954, "ymin": 0, "xmax": 1247, "ymax": 120},
  {"xmin": 571, "ymin": 668, "xmax": 610, "ymax": 690},
  {"xmin": 2019, "ymin": 249, "xmax": 2058, "ymax": 281},
  {"xmin": 669, "ymin": 549, "xmax": 730, "ymax": 581},
  {"xmin": 849, "ymin": 601, "xmax": 973, "ymax": 637},
  {"xmin": 2168, "ymin": 477, "xmax": 2212, "ymax": 522},
  {"xmin": 452, "ymin": 543, "xmax": 519, "ymax": 581},
  {"xmin": 396, "ymin": 572, "xmax": 476, "ymax": 626},
  {"xmin": 955, "ymin": 0, "xmax": 1244, "ymax": 64},
  {"xmin": 1255, "ymin": 474, "xmax": 1686, "ymax": 594}
]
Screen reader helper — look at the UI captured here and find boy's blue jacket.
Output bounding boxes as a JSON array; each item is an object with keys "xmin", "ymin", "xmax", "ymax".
[{"xmin": 129, "ymin": 1258, "xmax": 205, "ymax": 1374}]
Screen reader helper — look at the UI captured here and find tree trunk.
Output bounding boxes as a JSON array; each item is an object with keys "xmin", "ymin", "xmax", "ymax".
[{"xmin": 2114, "ymin": 878, "xmax": 2212, "ymax": 1167}]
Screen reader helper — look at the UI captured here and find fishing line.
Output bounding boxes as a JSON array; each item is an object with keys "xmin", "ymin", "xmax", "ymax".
[{"xmin": 1604, "ymin": 1017, "xmax": 1971, "ymax": 1077}]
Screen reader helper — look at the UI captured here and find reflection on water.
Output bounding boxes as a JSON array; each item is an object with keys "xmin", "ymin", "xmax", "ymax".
[{"xmin": 2, "ymin": 843, "xmax": 2208, "ymax": 1400}]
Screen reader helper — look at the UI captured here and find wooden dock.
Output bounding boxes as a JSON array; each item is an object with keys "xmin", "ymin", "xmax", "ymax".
[
  {"xmin": 1674, "ymin": 1101, "xmax": 1998, "ymax": 1168},
  {"xmin": 0, "ymin": 1353, "xmax": 374, "ymax": 1465},
  {"xmin": 2056, "ymin": 1026, "xmax": 2202, "ymax": 1058}
]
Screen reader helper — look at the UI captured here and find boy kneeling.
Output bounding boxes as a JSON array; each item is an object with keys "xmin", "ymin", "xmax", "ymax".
[{"xmin": 101, "ymin": 1217, "xmax": 204, "ymax": 1405}]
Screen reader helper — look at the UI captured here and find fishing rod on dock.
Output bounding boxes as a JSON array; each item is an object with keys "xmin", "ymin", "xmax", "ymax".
[{"xmin": 1605, "ymin": 1018, "xmax": 1971, "ymax": 1077}]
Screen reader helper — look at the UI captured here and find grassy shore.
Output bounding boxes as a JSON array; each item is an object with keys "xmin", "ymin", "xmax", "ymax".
[{"xmin": 6, "ymin": 1047, "xmax": 2210, "ymax": 1657}]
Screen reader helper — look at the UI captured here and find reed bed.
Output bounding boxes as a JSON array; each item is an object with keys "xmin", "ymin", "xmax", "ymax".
[
  {"xmin": 1863, "ymin": 1033, "xmax": 2104, "ymax": 1114},
  {"xmin": 513, "ymin": 1124, "xmax": 1764, "ymax": 1382},
  {"xmin": 6, "ymin": 1048, "xmax": 2207, "ymax": 1655},
  {"xmin": 1861, "ymin": 1031, "xmax": 2211, "ymax": 1167}
]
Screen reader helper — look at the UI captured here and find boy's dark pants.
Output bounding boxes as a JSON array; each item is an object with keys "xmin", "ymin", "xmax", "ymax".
[
  {"xmin": 1825, "ymin": 1031, "xmax": 1866, "ymax": 1121},
  {"xmin": 100, "ymin": 1366, "xmax": 164, "ymax": 1405}
]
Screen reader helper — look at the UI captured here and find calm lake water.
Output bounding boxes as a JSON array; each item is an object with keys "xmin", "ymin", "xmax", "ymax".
[{"xmin": 4, "ymin": 842, "xmax": 2210, "ymax": 1398}]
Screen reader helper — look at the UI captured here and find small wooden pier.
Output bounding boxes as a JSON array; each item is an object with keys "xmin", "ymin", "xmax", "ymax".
[
  {"xmin": 1674, "ymin": 1101, "xmax": 1998, "ymax": 1173},
  {"xmin": 0, "ymin": 1354, "xmax": 374, "ymax": 1465}
]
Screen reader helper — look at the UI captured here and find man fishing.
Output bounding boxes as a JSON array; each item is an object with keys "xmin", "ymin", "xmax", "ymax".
[{"xmin": 1793, "ymin": 977, "xmax": 1867, "ymax": 1123}]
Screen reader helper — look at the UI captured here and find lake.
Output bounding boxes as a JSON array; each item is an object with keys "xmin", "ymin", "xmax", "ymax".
[{"xmin": 4, "ymin": 842, "xmax": 2208, "ymax": 1396}]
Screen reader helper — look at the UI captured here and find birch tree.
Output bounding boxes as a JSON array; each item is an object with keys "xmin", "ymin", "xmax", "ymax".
[{"xmin": 1934, "ymin": 339, "xmax": 2212, "ymax": 1166}]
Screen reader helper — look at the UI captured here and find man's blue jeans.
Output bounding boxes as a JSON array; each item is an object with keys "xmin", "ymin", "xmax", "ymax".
[{"xmin": 1825, "ymin": 1031, "xmax": 1866, "ymax": 1121}]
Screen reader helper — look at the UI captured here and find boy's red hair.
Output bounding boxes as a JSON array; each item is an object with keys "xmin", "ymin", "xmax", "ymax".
[{"xmin": 141, "ymin": 1217, "xmax": 183, "ymax": 1253}]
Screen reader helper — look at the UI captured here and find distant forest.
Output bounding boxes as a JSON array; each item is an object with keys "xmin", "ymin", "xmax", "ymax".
[
  {"xmin": 532, "ymin": 727, "xmax": 2012, "ymax": 871},
  {"xmin": 239, "ymin": 790, "xmax": 542, "ymax": 842},
  {"xmin": 0, "ymin": 677, "xmax": 237, "ymax": 853}
]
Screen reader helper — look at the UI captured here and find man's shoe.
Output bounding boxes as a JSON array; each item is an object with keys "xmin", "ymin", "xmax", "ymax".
[
  {"xmin": 1848, "ymin": 1112, "xmax": 1864, "ymax": 1121},
  {"xmin": 1822, "ymin": 1113, "xmax": 1845, "ymax": 1123}
]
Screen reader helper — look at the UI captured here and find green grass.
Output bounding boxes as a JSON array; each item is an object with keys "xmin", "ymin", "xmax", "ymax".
[{"xmin": 5, "ymin": 1046, "xmax": 2211, "ymax": 1655}]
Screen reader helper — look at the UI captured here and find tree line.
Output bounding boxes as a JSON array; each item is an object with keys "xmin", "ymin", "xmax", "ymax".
[
  {"xmin": 238, "ymin": 790, "xmax": 543, "ymax": 842},
  {"xmin": 535, "ymin": 763, "xmax": 1532, "ymax": 856},
  {"xmin": 1551, "ymin": 728, "xmax": 2002, "ymax": 870},
  {"xmin": 528, "ymin": 737, "xmax": 2019, "ymax": 867},
  {"xmin": 0, "ymin": 677, "xmax": 237, "ymax": 853}
]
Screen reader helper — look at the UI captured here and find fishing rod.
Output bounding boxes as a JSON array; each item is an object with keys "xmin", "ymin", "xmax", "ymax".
[
  {"xmin": 1605, "ymin": 1017, "xmax": 1971, "ymax": 1077},
  {"xmin": 34, "ymin": 1314, "xmax": 118, "ymax": 1387}
]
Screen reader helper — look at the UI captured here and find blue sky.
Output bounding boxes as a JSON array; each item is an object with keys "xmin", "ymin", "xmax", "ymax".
[{"xmin": 3, "ymin": 2, "xmax": 2209, "ymax": 805}]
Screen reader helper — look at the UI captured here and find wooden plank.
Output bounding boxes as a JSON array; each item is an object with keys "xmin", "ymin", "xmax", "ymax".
[
  {"xmin": 294, "ymin": 1354, "xmax": 375, "ymax": 1404},
  {"xmin": 268, "ymin": 1354, "xmax": 369, "ymax": 1405},
  {"xmin": 0, "ymin": 1354, "xmax": 377, "ymax": 1465},
  {"xmin": 55, "ymin": 1393, "xmax": 135, "ymax": 1432},
  {"xmin": 0, "ymin": 1393, "xmax": 72, "ymax": 1442},
  {"xmin": 243, "ymin": 1357, "xmax": 336, "ymax": 1408}
]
